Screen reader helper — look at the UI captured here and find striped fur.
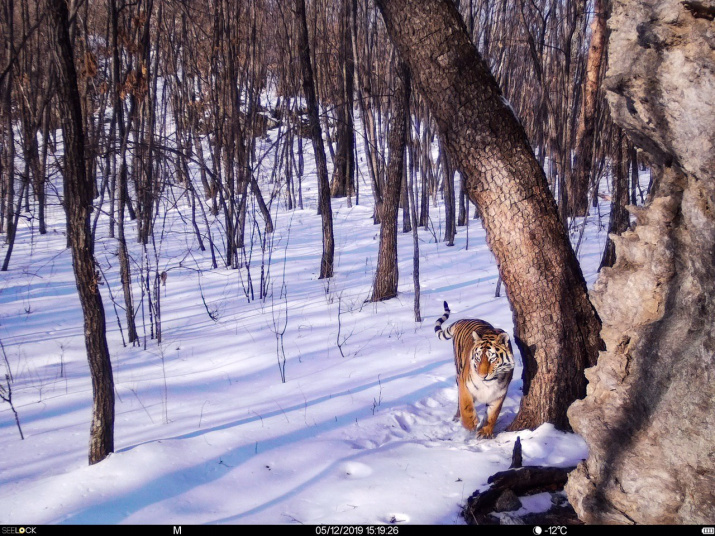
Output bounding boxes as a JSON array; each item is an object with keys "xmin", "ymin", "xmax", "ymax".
[{"xmin": 435, "ymin": 301, "xmax": 515, "ymax": 438}]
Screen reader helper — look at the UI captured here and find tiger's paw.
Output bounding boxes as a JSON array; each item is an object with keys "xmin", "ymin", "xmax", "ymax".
[{"xmin": 477, "ymin": 426, "xmax": 495, "ymax": 439}]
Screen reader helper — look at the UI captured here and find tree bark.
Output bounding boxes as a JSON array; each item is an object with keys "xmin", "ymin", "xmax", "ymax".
[
  {"xmin": 441, "ymin": 139, "xmax": 456, "ymax": 246},
  {"xmin": 375, "ymin": 0, "xmax": 602, "ymax": 430},
  {"xmin": 46, "ymin": 0, "xmax": 115, "ymax": 465},
  {"xmin": 330, "ymin": 0, "xmax": 355, "ymax": 199},
  {"xmin": 2, "ymin": 0, "xmax": 15, "ymax": 241},
  {"xmin": 598, "ymin": 128, "xmax": 630, "ymax": 270},
  {"xmin": 136, "ymin": 0, "xmax": 156, "ymax": 246},
  {"xmin": 371, "ymin": 60, "xmax": 409, "ymax": 302},
  {"xmin": 110, "ymin": 0, "xmax": 138, "ymax": 345},
  {"xmin": 407, "ymin": 103, "xmax": 422, "ymax": 322},
  {"xmin": 458, "ymin": 174, "xmax": 468, "ymax": 226},
  {"xmin": 295, "ymin": 0, "xmax": 334, "ymax": 279},
  {"xmin": 570, "ymin": 0, "xmax": 607, "ymax": 217}
]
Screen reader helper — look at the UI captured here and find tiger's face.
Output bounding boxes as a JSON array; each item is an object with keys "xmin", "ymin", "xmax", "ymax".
[{"xmin": 471, "ymin": 331, "xmax": 515, "ymax": 381}]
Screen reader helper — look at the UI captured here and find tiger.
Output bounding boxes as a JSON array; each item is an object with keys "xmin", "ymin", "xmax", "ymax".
[{"xmin": 434, "ymin": 301, "xmax": 515, "ymax": 438}]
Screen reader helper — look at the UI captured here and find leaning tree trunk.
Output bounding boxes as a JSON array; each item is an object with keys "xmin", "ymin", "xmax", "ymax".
[
  {"xmin": 370, "ymin": 60, "xmax": 409, "ymax": 302},
  {"xmin": 46, "ymin": 0, "xmax": 115, "ymax": 465},
  {"xmin": 375, "ymin": 0, "xmax": 602, "ymax": 430},
  {"xmin": 566, "ymin": 0, "xmax": 715, "ymax": 523},
  {"xmin": 295, "ymin": 0, "xmax": 334, "ymax": 279}
]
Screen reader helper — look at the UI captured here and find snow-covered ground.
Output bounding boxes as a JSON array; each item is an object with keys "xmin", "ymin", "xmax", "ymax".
[{"xmin": 0, "ymin": 120, "xmax": 618, "ymax": 524}]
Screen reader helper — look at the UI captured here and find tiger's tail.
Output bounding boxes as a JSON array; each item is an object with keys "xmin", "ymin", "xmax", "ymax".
[{"xmin": 434, "ymin": 301, "xmax": 453, "ymax": 341}]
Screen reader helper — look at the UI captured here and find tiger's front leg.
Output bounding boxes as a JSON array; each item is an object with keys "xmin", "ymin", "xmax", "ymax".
[
  {"xmin": 458, "ymin": 379, "xmax": 478, "ymax": 431},
  {"xmin": 477, "ymin": 395, "xmax": 506, "ymax": 439}
]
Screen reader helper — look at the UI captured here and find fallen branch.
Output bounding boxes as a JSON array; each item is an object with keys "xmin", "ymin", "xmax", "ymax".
[{"xmin": 462, "ymin": 437, "xmax": 580, "ymax": 525}]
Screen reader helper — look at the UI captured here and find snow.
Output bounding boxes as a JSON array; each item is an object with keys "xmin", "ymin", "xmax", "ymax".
[{"xmin": 0, "ymin": 118, "xmax": 619, "ymax": 525}]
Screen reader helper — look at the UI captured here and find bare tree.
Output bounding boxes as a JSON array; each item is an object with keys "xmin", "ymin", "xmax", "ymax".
[
  {"xmin": 109, "ymin": 0, "xmax": 138, "ymax": 344},
  {"xmin": 330, "ymin": 0, "xmax": 355, "ymax": 199},
  {"xmin": 370, "ymin": 59, "xmax": 409, "ymax": 302},
  {"xmin": 46, "ymin": 0, "xmax": 114, "ymax": 465},
  {"xmin": 295, "ymin": 0, "xmax": 334, "ymax": 279},
  {"xmin": 571, "ymin": 0, "xmax": 608, "ymax": 216},
  {"xmin": 441, "ymin": 139, "xmax": 456, "ymax": 246},
  {"xmin": 1, "ymin": 0, "xmax": 15, "ymax": 240}
]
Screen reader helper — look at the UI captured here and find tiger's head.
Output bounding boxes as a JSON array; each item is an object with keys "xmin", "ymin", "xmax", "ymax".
[{"xmin": 471, "ymin": 331, "xmax": 515, "ymax": 381}]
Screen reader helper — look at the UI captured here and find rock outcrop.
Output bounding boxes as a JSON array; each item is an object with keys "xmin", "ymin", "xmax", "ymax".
[
  {"xmin": 565, "ymin": 0, "xmax": 715, "ymax": 524},
  {"xmin": 603, "ymin": 0, "xmax": 715, "ymax": 180}
]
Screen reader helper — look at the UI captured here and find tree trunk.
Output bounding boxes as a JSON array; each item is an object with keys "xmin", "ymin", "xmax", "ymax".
[
  {"xmin": 137, "ymin": 0, "xmax": 156, "ymax": 246},
  {"xmin": 295, "ymin": 0, "xmax": 334, "ymax": 279},
  {"xmin": 371, "ymin": 60, "xmax": 409, "ymax": 302},
  {"xmin": 407, "ymin": 101, "xmax": 422, "ymax": 322},
  {"xmin": 441, "ymin": 139, "xmax": 456, "ymax": 246},
  {"xmin": 110, "ymin": 0, "xmax": 138, "ymax": 344},
  {"xmin": 352, "ymin": 0, "xmax": 382, "ymax": 223},
  {"xmin": 375, "ymin": 0, "xmax": 602, "ymax": 430},
  {"xmin": 598, "ymin": 128, "xmax": 630, "ymax": 270},
  {"xmin": 46, "ymin": 0, "xmax": 114, "ymax": 465},
  {"xmin": 1, "ymin": 177, "xmax": 27, "ymax": 271},
  {"xmin": 629, "ymin": 143, "xmax": 641, "ymax": 205},
  {"xmin": 330, "ymin": 0, "xmax": 355, "ymax": 199},
  {"xmin": 401, "ymin": 147, "xmax": 411, "ymax": 233},
  {"xmin": 3, "ymin": 0, "xmax": 14, "ymax": 242},
  {"xmin": 419, "ymin": 115, "xmax": 432, "ymax": 228},
  {"xmin": 570, "ymin": 0, "xmax": 607, "ymax": 217},
  {"xmin": 458, "ymin": 174, "xmax": 468, "ymax": 226},
  {"xmin": 35, "ymin": 105, "xmax": 50, "ymax": 235}
]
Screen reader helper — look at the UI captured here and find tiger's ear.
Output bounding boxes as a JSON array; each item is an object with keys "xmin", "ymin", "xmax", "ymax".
[
  {"xmin": 497, "ymin": 332, "xmax": 510, "ymax": 346},
  {"xmin": 472, "ymin": 331, "xmax": 483, "ymax": 343}
]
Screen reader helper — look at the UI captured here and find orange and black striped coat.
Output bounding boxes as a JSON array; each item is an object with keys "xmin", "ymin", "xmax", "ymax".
[{"xmin": 435, "ymin": 301, "xmax": 514, "ymax": 438}]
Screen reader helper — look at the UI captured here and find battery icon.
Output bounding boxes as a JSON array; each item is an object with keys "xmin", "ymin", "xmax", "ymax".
[{"xmin": 702, "ymin": 528, "xmax": 714, "ymax": 534}]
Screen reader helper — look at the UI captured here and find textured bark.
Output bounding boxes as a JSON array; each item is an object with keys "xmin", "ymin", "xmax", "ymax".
[
  {"xmin": 566, "ymin": 0, "xmax": 715, "ymax": 523},
  {"xmin": 2, "ymin": 0, "xmax": 14, "ymax": 241},
  {"xmin": 46, "ymin": 0, "xmax": 115, "ymax": 465},
  {"xmin": 441, "ymin": 140, "xmax": 456, "ymax": 246},
  {"xmin": 370, "ymin": 61, "xmax": 409, "ymax": 302},
  {"xmin": 400, "ymin": 148, "xmax": 411, "ymax": 234},
  {"xmin": 598, "ymin": 128, "xmax": 631, "ymax": 270},
  {"xmin": 407, "ymin": 121, "xmax": 422, "ymax": 322},
  {"xmin": 111, "ymin": 0, "xmax": 138, "ymax": 345},
  {"xmin": 295, "ymin": 0, "xmax": 334, "ymax": 279},
  {"xmin": 418, "ymin": 117, "xmax": 432, "ymax": 228},
  {"xmin": 330, "ymin": 0, "xmax": 355, "ymax": 199},
  {"xmin": 137, "ymin": 0, "xmax": 157, "ymax": 246},
  {"xmin": 458, "ymin": 175, "xmax": 468, "ymax": 226},
  {"xmin": 570, "ymin": 0, "xmax": 608, "ymax": 217},
  {"xmin": 375, "ymin": 0, "xmax": 602, "ymax": 430}
]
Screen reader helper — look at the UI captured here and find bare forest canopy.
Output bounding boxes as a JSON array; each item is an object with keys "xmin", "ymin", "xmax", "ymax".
[
  {"xmin": 0, "ymin": 0, "xmax": 641, "ymax": 261},
  {"xmin": 1, "ymin": 0, "xmax": 647, "ymax": 468}
]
